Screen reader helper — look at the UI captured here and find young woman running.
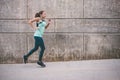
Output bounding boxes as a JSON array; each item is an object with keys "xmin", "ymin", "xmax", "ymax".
[{"xmin": 23, "ymin": 10, "xmax": 51, "ymax": 67}]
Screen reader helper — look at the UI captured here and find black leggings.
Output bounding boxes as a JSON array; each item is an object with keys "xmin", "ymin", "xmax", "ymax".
[{"xmin": 26, "ymin": 36, "xmax": 45, "ymax": 61}]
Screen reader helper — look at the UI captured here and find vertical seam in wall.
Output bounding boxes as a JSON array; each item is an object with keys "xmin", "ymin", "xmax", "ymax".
[
  {"xmin": 54, "ymin": 18, "xmax": 56, "ymax": 33},
  {"xmin": 26, "ymin": 0, "xmax": 28, "ymax": 54},
  {"xmin": 83, "ymin": 32, "xmax": 85, "ymax": 58},
  {"xmin": 26, "ymin": 33, "xmax": 28, "ymax": 54},
  {"xmin": 26, "ymin": 0, "xmax": 28, "ymax": 20},
  {"xmin": 83, "ymin": 0, "xmax": 85, "ymax": 59},
  {"xmin": 83, "ymin": 0, "xmax": 84, "ymax": 18}
]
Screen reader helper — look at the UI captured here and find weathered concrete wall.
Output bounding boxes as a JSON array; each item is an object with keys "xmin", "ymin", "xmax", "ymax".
[{"xmin": 0, "ymin": 0, "xmax": 120, "ymax": 63}]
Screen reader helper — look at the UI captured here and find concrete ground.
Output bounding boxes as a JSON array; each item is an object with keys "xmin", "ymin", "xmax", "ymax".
[{"xmin": 0, "ymin": 59, "xmax": 120, "ymax": 80}]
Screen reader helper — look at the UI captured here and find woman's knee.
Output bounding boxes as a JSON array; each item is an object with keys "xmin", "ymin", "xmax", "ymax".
[{"xmin": 33, "ymin": 47, "xmax": 39, "ymax": 51}]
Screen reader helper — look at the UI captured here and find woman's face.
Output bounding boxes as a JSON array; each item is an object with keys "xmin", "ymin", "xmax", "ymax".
[{"xmin": 41, "ymin": 11, "xmax": 46, "ymax": 18}]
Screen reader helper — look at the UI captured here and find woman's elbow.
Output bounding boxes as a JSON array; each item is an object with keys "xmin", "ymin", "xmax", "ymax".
[{"xmin": 28, "ymin": 20, "xmax": 32, "ymax": 24}]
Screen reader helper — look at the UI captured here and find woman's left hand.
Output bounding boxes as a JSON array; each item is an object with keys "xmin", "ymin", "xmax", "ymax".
[{"xmin": 48, "ymin": 19, "xmax": 51, "ymax": 24}]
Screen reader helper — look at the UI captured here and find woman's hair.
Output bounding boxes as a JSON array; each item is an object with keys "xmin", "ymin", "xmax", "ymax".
[
  {"xmin": 35, "ymin": 10, "xmax": 44, "ymax": 18},
  {"xmin": 35, "ymin": 10, "xmax": 44, "ymax": 27}
]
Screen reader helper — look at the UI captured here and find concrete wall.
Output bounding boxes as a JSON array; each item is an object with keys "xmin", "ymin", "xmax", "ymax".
[{"xmin": 0, "ymin": 0, "xmax": 120, "ymax": 63}]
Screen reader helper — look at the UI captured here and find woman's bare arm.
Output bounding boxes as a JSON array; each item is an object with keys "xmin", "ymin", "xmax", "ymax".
[
  {"xmin": 45, "ymin": 19, "xmax": 51, "ymax": 29},
  {"xmin": 28, "ymin": 17, "xmax": 40, "ymax": 30}
]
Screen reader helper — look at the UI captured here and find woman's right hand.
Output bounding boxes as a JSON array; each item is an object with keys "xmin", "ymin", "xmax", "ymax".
[{"xmin": 28, "ymin": 17, "xmax": 40, "ymax": 30}]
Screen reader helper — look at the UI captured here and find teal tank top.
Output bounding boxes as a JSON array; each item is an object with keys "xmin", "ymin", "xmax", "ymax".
[{"xmin": 34, "ymin": 20, "xmax": 47, "ymax": 37}]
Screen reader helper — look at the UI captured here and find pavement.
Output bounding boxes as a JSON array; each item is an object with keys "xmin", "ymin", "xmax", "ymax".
[{"xmin": 0, "ymin": 59, "xmax": 120, "ymax": 80}]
